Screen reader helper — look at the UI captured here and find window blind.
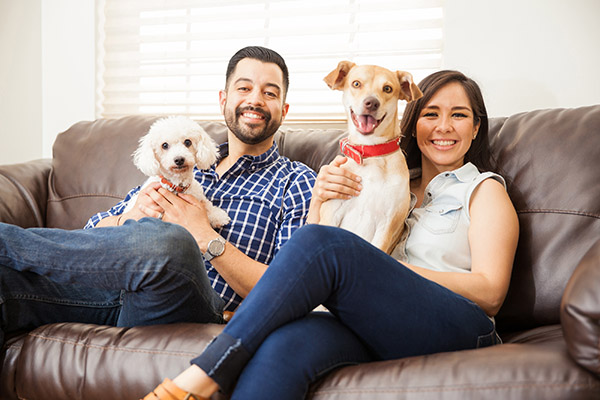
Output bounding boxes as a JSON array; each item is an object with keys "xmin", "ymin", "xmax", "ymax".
[{"xmin": 97, "ymin": 0, "xmax": 443, "ymax": 121}]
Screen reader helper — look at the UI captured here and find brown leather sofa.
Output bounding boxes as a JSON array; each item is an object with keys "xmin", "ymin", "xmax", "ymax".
[{"xmin": 0, "ymin": 106, "xmax": 599, "ymax": 399}]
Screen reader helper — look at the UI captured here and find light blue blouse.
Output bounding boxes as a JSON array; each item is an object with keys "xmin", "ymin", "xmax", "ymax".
[{"xmin": 392, "ymin": 162, "xmax": 505, "ymax": 273}]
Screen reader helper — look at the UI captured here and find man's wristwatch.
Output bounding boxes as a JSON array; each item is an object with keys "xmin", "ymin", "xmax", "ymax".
[{"xmin": 203, "ymin": 236, "xmax": 226, "ymax": 261}]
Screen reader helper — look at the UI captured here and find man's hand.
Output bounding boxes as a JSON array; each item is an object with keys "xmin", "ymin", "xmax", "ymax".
[
  {"xmin": 145, "ymin": 187, "xmax": 216, "ymax": 252},
  {"xmin": 307, "ymin": 156, "xmax": 362, "ymax": 224}
]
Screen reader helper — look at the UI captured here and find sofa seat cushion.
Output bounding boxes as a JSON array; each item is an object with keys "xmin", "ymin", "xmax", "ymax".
[
  {"xmin": 13, "ymin": 322, "xmax": 224, "ymax": 400},
  {"xmin": 309, "ymin": 326, "xmax": 600, "ymax": 399},
  {"xmin": 7, "ymin": 322, "xmax": 599, "ymax": 400}
]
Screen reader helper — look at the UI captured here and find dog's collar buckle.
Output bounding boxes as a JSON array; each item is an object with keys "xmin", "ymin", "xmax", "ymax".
[
  {"xmin": 160, "ymin": 176, "xmax": 189, "ymax": 193},
  {"xmin": 339, "ymin": 137, "xmax": 401, "ymax": 165}
]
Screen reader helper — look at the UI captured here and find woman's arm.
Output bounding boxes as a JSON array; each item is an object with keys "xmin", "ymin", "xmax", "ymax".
[
  {"xmin": 404, "ymin": 179, "xmax": 519, "ymax": 316},
  {"xmin": 307, "ymin": 156, "xmax": 363, "ymax": 224}
]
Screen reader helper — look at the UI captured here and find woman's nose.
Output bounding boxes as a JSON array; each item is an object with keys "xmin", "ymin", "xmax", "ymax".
[{"xmin": 435, "ymin": 116, "xmax": 452, "ymax": 133}]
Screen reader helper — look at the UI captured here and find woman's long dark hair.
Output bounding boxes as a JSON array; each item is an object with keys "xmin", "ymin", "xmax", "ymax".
[{"xmin": 399, "ymin": 70, "xmax": 495, "ymax": 172}]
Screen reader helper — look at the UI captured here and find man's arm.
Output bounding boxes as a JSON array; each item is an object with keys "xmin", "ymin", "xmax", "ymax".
[{"xmin": 144, "ymin": 187, "xmax": 267, "ymax": 297}]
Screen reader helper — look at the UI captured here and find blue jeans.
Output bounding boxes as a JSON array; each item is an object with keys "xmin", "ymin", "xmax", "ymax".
[
  {"xmin": 193, "ymin": 225, "xmax": 499, "ymax": 399},
  {"xmin": 0, "ymin": 218, "xmax": 225, "ymax": 347}
]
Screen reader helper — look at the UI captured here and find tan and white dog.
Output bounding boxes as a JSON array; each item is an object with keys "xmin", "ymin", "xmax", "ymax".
[{"xmin": 320, "ymin": 61, "xmax": 422, "ymax": 254}]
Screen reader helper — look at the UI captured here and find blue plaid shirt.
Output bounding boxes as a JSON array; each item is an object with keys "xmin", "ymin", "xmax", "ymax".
[{"xmin": 85, "ymin": 142, "xmax": 316, "ymax": 311}]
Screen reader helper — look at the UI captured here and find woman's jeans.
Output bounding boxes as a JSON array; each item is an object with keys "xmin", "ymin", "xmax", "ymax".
[
  {"xmin": 0, "ymin": 219, "xmax": 224, "ymax": 347},
  {"xmin": 193, "ymin": 224, "xmax": 499, "ymax": 399}
]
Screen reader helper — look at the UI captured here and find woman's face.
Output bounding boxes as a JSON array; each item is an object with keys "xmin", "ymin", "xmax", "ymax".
[{"xmin": 415, "ymin": 82, "xmax": 480, "ymax": 173}]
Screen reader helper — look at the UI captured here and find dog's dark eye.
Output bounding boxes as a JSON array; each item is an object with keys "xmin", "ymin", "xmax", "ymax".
[
  {"xmin": 162, "ymin": 142, "xmax": 169, "ymax": 150},
  {"xmin": 352, "ymin": 81, "xmax": 361, "ymax": 88},
  {"xmin": 383, "ymin": 85, "xmax": 393, "ymax": 93},
  {"xmin": 184, "ymin": 139, "xmax": 192, "ymax": 147}
]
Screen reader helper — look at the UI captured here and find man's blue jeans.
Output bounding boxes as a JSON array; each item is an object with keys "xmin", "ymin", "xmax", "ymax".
[
  {"xmin": 193, "ymin": 224, "xmax": 499, "ymax": 399},
  {"xmin": 0, "ymin": 218, "xmax": 225, "ymax": 347}
]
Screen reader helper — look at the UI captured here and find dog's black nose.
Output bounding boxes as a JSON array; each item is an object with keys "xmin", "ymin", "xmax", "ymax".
[
  {"xmin": 174, "ymin": 157, "xmax": 185, "ymax": 167},
  {"xmin": 363, "ymin": 97, "xmax": 380, "ymax": 112}
]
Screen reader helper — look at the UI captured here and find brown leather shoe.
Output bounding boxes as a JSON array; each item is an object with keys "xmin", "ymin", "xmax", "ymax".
[{"xmin": 142, "ymin": 378, "xmax": 208, "ymax": 400}]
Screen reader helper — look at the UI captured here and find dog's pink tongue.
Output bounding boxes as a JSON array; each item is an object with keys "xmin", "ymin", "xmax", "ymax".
[{"xmin": 357, "ymin": 115, "xmax": 377, "ymax": 134}]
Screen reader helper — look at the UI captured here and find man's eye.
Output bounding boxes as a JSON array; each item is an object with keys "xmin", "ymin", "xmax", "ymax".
[
  {"xmin": 162, "ymin": 142, "xmax": 169, "ymax": 150},
  {"xmin": 184, "ymin": 139, "xmax": 192, "ymax": 147}
]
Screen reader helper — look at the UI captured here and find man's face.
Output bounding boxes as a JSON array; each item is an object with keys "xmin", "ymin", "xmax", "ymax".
[{"xmin": 220, "ymin": 58, "xmax": 289, "ymax": 145}]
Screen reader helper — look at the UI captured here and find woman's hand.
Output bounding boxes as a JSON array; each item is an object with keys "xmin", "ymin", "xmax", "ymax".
[{"xmin": 307, "ymin": 156, "xmax": 362, "ymax": 224}]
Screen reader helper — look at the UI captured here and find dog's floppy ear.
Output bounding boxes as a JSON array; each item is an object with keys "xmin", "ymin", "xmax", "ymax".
[
  {"xmin": 396, "ymin": 71, "xmax": 423, "ymax": 102},
  {"xmin": 133, "ymin": 133, "xmax": 160, "ymax": 177},
  {"xmin": 194, "ymin": 128, "xmax": 219, "ymax": 170},
  {"xmin": 324, "ymin": 61, "xmax": 356, "ymax": 90}
]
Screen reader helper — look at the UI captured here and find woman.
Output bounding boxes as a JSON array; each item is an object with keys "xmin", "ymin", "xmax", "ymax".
[{"xmin": 144, "ymin": 70, "xmax": 519, "ymax": 400}]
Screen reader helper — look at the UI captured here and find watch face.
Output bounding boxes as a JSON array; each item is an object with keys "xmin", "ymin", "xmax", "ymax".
[{"xmin": 208, "ymin": 238, "xmax": 225, "ymax": 256}]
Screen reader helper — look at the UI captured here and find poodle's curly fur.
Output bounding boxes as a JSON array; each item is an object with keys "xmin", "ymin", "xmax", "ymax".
[{"xmin": 123, "ymin": 116, "xmax": 230, "ymax": 228}]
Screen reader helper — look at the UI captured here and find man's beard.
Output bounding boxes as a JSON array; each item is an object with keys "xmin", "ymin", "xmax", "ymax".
[{"xmin": 224, "ymin": 104, "xmax": 282, "ymax": 145}]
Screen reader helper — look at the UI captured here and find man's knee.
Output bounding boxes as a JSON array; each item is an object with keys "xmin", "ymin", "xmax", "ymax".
[{"xmin": 136, "ymin": 219, "xmax": 201, "ymax": 267}]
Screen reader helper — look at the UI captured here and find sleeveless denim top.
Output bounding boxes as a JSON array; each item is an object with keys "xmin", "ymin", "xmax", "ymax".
[{"xmin": 392, "ymin": 162, "xmax": 505, "ymax": 273}]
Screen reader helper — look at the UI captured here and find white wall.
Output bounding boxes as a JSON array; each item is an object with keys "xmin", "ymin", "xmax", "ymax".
[
  {"xmin": 0, "ymin": 0, "xmax": 42, "ymax": 164},
  {"xmin": 0, "ymin": 0, "xmax": 95, "ymax": 165},
  {"xmin": 444, "ymin": 0, "xmax": 600, "ymax": 117},
  {"xmin": 1, "ymin": 0, "xmax": 599, "ymax": 164}
]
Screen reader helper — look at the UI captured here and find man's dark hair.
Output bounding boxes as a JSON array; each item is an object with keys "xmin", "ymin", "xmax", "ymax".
[{"xmin": 225, "ymin": 46, "xmax": 289, "ymax": 99}]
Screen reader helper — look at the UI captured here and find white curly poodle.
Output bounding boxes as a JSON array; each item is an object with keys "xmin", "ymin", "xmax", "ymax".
[{"xmin": 123, "ymin": 116, "xmax": 230, "ymax": 228}]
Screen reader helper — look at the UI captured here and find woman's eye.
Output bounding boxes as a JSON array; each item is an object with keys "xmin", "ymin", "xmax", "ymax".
[
  {"xmin": 453, "ymin": 113, "xmax": 468, "ymax": 118},
  {"xmin": 184, "ymin": 139, "xmax": 192, "ymax": 147},
  {"xmin": 423, "ymin": 112, "xmax": 437, "ymax": 118},
  {"xmin": 352, "ymin": 81, "xmax": 361, "ymax": 88},
  {"xmin": 161, "ymin": 142, "xmax": 169, "ymax": 150},
  {"xmin": 383, "ymin": 85, "xmax": 393, "ymax": 93}
]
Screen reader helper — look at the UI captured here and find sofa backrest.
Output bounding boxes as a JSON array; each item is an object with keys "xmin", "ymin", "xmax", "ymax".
[
  {"xmin": 488, "ymin": 106, "xmax": 600, "ymax": 332},
  {"xmin": 47, "ymin": 106, "xmax": 600, "ymax": 333}
]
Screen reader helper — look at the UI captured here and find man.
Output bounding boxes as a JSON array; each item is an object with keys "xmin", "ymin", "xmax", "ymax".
[{"xmin": 0, "ymin": 46, "xmax": 315, "ymax": 346}]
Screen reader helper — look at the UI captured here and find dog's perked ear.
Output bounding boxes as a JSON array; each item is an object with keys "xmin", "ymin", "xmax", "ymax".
[
  {"xmin": 193, "ymin": 129, "xmax": 219, "ymax": 170},
  {"xmin": 133, "ymin": 132, "xmax": 161, "ymax": 177},
  {"xmin": 324, "ymin": 61, "xmax": 356, "ymax": 90},
  {"xmin": 396, "ymin": 71, "xmax": 423, "ymax": 102}
]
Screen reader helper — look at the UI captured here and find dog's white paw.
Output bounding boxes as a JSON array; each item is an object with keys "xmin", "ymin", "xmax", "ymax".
[{"xmin": 208, "ymin": 206, "xmax": 231, "ymax": 228}]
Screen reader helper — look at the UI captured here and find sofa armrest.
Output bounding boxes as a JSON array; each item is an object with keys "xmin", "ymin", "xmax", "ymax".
[
  {"xmin": 0, "ymin": 159, "xmax": 51, "ymax": 228},
  {"xmin": 560, "ymin": 239, "xmax": 600, "ymax": 377}
]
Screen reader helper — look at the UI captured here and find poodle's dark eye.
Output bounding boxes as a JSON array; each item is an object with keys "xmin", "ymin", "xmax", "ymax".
[
  {"xmin": 184, "ymin": 139, "xmax": 192, "ymax": 147},
  {"xmin": 161, "ymin": 142, "xmax": 169, "ymax": 150}
]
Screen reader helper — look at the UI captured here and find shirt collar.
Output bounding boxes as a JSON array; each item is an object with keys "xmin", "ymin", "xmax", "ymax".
[
  {"xmin": 216, "ymin": 142, "xmax": 280, "ymax": 171},
  {"xmin": 409, "ymin": 162, "xmax": 479, "ymax": 183}
]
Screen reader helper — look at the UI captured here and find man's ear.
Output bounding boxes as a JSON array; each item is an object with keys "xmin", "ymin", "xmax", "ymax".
[
  {"xmin": 323, "ymin": 61, "xmax": 356, "ymax": 90},
  {"xmin": 396, "ymin": 71, "xmax": 423, "ymax": 102},
  {"xmin": 218, "ymin": 90, "xmax": 227, "ymax": 114}
]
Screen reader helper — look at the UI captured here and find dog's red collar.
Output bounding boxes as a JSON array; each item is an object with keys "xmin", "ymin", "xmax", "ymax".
[
  {"xmin": 339, "ymin": 137, "xmax": 402, "ymax": 165},
  {"xmin": 160, "ymin": 176, "xmax": 189, "ymax": 193}
]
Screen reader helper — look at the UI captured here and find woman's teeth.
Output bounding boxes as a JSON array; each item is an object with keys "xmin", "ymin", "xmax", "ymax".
[{"xmin": 432, "ymin": 140, "xmax": 455, "ymax": 146}]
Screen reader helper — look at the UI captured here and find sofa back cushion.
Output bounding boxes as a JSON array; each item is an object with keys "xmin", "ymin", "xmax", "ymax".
[{"xmin": 488, "ymin": 105, "xmax": 600, "ymax": 332}]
